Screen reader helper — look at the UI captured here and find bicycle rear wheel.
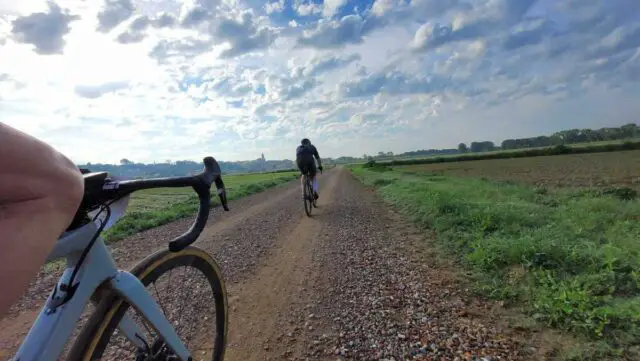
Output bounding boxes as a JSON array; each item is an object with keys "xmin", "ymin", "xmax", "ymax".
[
  {"xmin": 303, "ymin": 175, "xmax": 312, "ymax": 217},
  {"xmin": 68, "ymin": 246, "xmax": 227, "ymax": 361}
]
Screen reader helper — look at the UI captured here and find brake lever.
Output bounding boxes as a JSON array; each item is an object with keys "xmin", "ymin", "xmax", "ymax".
[{"xmin": 214, "ymin": 177, "xmax": 229, "ymax": 211}]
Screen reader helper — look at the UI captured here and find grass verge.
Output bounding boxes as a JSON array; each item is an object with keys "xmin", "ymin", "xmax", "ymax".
[
  {"xmin": 351, "ymin": 165, "xmax": 640, "ymax": 360},
  {"xmin": 103, "ymin": 172, "xmax": 298, "ymax": 242}
]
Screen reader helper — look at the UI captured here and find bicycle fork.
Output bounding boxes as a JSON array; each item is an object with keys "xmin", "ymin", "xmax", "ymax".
[{"xmin": 13, "ymin": 240, "xmax": 191, "ymax": 361}]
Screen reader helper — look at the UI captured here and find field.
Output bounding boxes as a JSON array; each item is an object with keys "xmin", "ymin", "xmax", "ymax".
[
  {"xmin": 351, "ymin": 151, "xmax": 640, "ymax": 360},
  {"xmin": 104, "ymin": 171, "xmax": 299, "ymax": 242},
  {"xmin": 363, "ymin": 139, "xmax": 640, "ymax": 166},
  {"xmin": 397, "ymin": 150, "xmax": 640, "ymax": 190}
]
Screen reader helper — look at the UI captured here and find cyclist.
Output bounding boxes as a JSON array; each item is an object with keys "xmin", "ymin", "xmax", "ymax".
[
  {"xmin": 296, "ymin": 138, "xmax": 322, "ymax": 200},
  {"xmin": 0, "ymin": 123, "xmax": 84, "ymax": 320}
]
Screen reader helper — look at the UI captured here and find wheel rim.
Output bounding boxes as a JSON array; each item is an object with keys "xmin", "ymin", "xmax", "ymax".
[{"xmin": 82, "ymin": 251, "xmax": 225, "ymax": 361}]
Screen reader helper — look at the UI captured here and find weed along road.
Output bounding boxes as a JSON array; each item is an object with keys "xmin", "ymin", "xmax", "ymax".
[{"xmin": 1, "ymin": 167, "xmax": 531, "ymax": 360}]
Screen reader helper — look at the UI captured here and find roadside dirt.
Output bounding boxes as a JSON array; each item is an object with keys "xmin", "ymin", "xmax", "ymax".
[
  {"xmin": 1, "ymin": 167, "xmax": 537, "ymax": 360},
  {"xmin": 223, "ymin": 170, "xmax": 341, "ymax": 361}
]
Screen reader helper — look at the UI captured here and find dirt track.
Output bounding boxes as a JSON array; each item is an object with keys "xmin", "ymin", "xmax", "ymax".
[{"xmin": 1, "ymin": 167, "xmax": 533, "ymax": 360}]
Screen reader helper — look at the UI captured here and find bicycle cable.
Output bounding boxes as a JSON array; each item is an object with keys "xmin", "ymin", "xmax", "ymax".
[{"xmin": 51, "ymin": 203, "xmax": 112, "ymax": 310}]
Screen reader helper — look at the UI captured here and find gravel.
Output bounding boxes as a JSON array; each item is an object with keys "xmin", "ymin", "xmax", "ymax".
[
  {"xmin": 2, "ymin": 169, "xmax": 528, "ymax": 361},
  {"xmin": 5, "ymin": 180, "xmax": 300, "ymax": 318},
  {"xmin": 290, "ymin": 170, "xmax": 523, "ymax": 360},
  {"xmin": 1, "ymin": 180, "xmax": 302, "ymax": 356}
]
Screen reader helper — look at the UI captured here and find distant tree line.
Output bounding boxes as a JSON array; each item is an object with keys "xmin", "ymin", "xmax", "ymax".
[
  {"xmin": 81, "ymin": 123, "xmax": 639, "ymax": 176},
  {"xmin": 350, "ymin": 148, "xmax": 459, "ymax": 164},
  {"xmin": 456, "ymin": 123, "xmax": 639, "ymax": 153},
  {"xmin": 80, "ymin": 156, "xmax": 299, "ymax": 178},
  {"xmin": 336, "ymin": 122, "xmax": 639, "ymax": 164},
  {"xmin": 377, "ymin": 140, "xmax": 640, "ymax": 167}
]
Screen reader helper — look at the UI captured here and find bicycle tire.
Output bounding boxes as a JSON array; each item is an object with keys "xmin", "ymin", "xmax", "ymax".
[
  {"xmin": 303, "ymin": 175, "xmax": 312, "ymax": 217},
  {"xmin": 67, "ymin": 246, "xmax": 228, "ymax": 361},
  {"xmin": 308, "ymin": 178, "xmax": 315, "ymax": 213},
  {"xmin": 308, "ymin": 180, "xmax": 316, "ymax": 211}
]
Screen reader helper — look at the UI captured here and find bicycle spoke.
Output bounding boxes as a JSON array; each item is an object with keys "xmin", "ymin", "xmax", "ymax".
[
  {"xmin": 175, "ymin": 266, "xmax": 193, "ymax": 330},
  {"xmin": 77, "ymin": 248, "xmax": 225, "ymax": 361},
  {"xmin": 183, "ymin": 277, "xmax": 202, "ymax": 349},
  {"xmin": 153, "ymin": 282, "xmax": 168, "ymax": 317}
]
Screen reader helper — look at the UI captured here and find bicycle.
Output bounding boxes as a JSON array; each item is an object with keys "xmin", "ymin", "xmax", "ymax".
[
  {"xmin": 301, "ymin": 167, "xmax": 322, "ymax": 217},
  {"xmin": 11, "ymin": 156, "xmax": 230, "ymax": 361}
]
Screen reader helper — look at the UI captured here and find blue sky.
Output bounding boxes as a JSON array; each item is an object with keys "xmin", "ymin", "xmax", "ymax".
[{"xmin": 1, "ymin": 0, "xmax": 639, "ymax": 163}]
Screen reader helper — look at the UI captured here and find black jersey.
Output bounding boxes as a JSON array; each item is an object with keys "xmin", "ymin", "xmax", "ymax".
[{"xmin": 296, "ymin": 144, "xmax": 320, "ymax": 160}]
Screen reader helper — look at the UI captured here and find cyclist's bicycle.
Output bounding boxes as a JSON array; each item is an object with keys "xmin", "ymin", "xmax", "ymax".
[
  {"xmin": 11, "ymin": 157, "xmax": 230, "ymax": 361},
  {"xmin": 301, "ymin": 168, "xmax": 321, "ymax": 217}
]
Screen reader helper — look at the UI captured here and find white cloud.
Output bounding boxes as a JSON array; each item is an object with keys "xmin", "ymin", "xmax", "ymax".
[
  {"xmin": 294, "ymin": 0, "xmax": 322, "ymax": 17},
  {"xmin": 264, "ymin": 0, "xmax": 285, "ymax": 15},
  {"xmin": 210, "ymin": 10, "xmax": 277, "ymax": 58},
  {"xmin": 74, "ymin": 81, "xmax": 130, "ymax": 98},
  {"xmin": 10, "ymin": 2, "xmax": 80, "ymax": 54},
  {"xmin": 371, "ymin": 0, "xmax": 401, "ymax": 17},
  {"xmin": 97, "ymin": 0, "xmax": 135, "ymax": 33},
  {"xmin": 1, "ymin": 0, "xmax": 639, "ymax": 163},
  {"xmin": 322, "ymin": 0, "xmax": 347, "ymax": 18},
  {"xmin": 297, "ymin": 14, "xmax": 385, "ymax": 49}
]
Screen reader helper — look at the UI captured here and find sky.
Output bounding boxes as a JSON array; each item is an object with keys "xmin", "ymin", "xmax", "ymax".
[{"xmin": 1, "ymin": 0, "xmax": 639, "ymax": 163}]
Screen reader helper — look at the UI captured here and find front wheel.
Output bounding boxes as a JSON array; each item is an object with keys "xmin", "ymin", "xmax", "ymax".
[{"xmin": 68, "ymin": 246, "xmax": 228, "ymax": 361}]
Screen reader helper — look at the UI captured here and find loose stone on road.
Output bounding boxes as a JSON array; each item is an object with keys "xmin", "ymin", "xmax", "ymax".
[{"xmin": 1, "ymin": 167, "xmax": 531, "ymax": 361}]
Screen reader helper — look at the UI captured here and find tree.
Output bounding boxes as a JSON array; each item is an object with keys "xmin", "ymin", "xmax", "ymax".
[
  {"xmin": 554, "ymin": 129, "xmax": 581, "ymax": 143},
  {"xmin": 501, "ymin": 139, "xmax": 515, "ymax": 149},
  {"xmin": 470, "ymin": 141, "xmax": 495, "ymax": 153},
  {"xmin": 620, "ymin": 123, "xmax": 639, "ymax": 138},
  {"xmin": 457, "ymin": 143, "xmax": 468, "ymax": 153},
  {"xmin": 120, "ymin": 158, "xmax": 133, "ymax": 165}
]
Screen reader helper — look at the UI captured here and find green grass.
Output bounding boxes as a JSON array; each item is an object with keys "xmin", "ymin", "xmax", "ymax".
[
  {"xmin": 351, "ymin": 166, "xmax": 640, "ymax": 360},
  {"xmin": 348, "ymin": 139, "xmax": 640, "ymax": 166},
  {"xmin": 103, "ymin": 171, "xmax": 298, "ymax": 242}
]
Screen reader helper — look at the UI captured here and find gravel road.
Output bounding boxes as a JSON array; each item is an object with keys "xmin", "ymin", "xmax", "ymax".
[{"xmin": 1, "ymin": 167, "xmax": 532, "ymax": 360}]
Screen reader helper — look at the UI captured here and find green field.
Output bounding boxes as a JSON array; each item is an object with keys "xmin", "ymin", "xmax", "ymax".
[
  {"xmin": 104, "ymin": 171, "xmax": 298, "ymax": 242},
  {"xmin": 351, "ymin": 163, "xmax": 640, "ymax": 360},
  {"xmin": 356, "ymin": 139, "xmax": 640, "ymax": 166}
]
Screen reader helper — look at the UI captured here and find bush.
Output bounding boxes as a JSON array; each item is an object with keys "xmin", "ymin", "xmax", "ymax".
[
  {"xmin": 362, "ymin": 159, "xmax": 392, "ymax": 172},
  {"xmin": 553, "ymin": 144, "xmax": 571, "ymax": 154},
  {"xmin": 362, "ymin": 158, "xmax": 378, "ymax": 168},
  {"xmin": 373, "ymin": 178, "xmax": 396, "ymax": 187},
  {"xmin": 602, "ymin": 187, "xmax": 638, "ymax": 201}
]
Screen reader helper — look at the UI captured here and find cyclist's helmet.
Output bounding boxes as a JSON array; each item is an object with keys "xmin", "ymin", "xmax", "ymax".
[{"xmin": 301, "ymin": 138, "xmax": 311, "ymax": 146}]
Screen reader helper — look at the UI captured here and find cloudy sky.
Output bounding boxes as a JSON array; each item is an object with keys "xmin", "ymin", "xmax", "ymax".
[{"xmin": 1, "ymin": 0, "xmax": 639, "ymax": 163}]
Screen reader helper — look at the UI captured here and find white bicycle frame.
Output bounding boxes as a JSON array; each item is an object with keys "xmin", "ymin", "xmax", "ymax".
[{"xmin": 11, "ymin": 195, "xmax": 192, "ymax": 361}]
